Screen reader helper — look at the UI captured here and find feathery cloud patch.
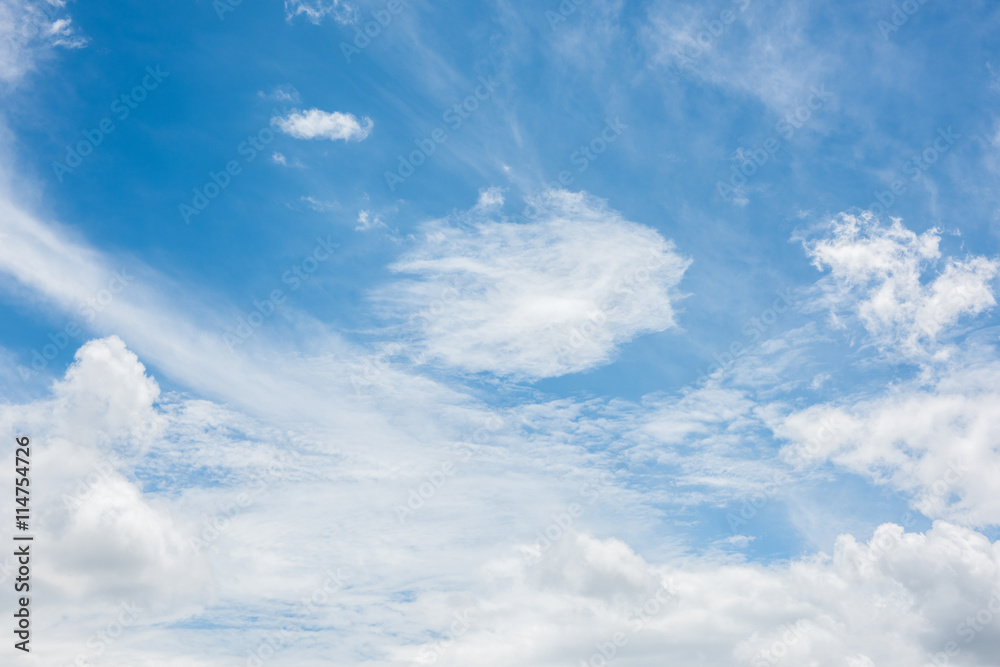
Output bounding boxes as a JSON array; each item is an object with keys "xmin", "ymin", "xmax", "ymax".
[
  {"xmin": 379, "ymin": 190, "xmax": 691, "ymax": 380},
  {"xmin": 284, "ymin": 0, "xmax": 354, "ymax": 25},
  {"xmin": 0, "ymin": 0, "xmax": 87, "ymax": 83}
]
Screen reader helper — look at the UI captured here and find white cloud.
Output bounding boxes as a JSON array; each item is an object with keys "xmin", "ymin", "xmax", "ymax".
[
  {"xmin": 284, "ymin": 0, "xmax": 354, "ymax": 24},
  {"xmin": 2, "ymin": 189, "xmax": 999, "ymax": 665},
  {"xmin": 356, "ymin": 209, "xmax": 386, "ymax": 231},
  {"xmin": 258, "ymin": 84, "xmax": 300, "ymax": 103},
  {"xmin": 301, "ymin": 195, "xmax": 338, "ymax": 211},
  {"xmin": 475, "ymin": 186, "xmax": 505, "ymax": 209},
  {"xmin": 400, "ymin": 525, "xmax": 1000, "ymax": 667},
  {"xmin": 802, "ymin": 212, "xmax": 999, "ymax": 356},
  {"xmin": 777, "ymin": 353, "xmax": 1000, "ymax": 528},
  {"xmin": 379, "ymin": 190, "xmax": 691, "ymax": 379},
  {"xmin": 644, "ymin": 0, "xmax": 834, "ymax": 115},
  {"xmin": 0, "ymin": 337, "xmax": 204, "ymax": 616},
  {"xmin": 0, "ymin": 0, "xmax": 87, "ymax": 84},
  {"xmin": 272, "ymin": 108, "xmax": 374, "ymax": 142},
  {"xmin": 13, "ymin": 338, "xmax": 999, "ymax": 667}
]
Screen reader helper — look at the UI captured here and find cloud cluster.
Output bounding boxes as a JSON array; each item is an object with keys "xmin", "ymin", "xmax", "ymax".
[
  {"xmin": 381, "ymin": 190, "xmax": 691, "ymax": 379},
  {"xmin": 803, "ymin": 212, "xmax": 999, "ymax": 357},
  {"xmin": 0, "ymin": 338, "xmax": 203, "ymax": 617},
  {"xmin": 402, "ymin": 525, "xmax": 1000, "ymax": 667},
  {"xmin": 1, "ymin": 204, "xmax": 999, "ymax": 665}
]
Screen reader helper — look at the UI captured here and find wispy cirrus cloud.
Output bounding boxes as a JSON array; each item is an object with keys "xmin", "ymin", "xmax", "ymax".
[
  {"xmin": 283, "ymin": 0, "xmax": 355, "ymax": 25},
  {"xmin": 0, "ymin": 0, "xmax": 87, "ymax": 84}
]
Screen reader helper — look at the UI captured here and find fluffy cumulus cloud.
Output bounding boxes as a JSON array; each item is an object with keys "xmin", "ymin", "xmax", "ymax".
[
  {"xmin": 777, "ymin": 354, "xmax": 1000, "ymax": 528},
  {"xmin": 398, "ymin": 526, "xmax": 1000, "ymax": 667},
  {"xmin": 0, "ymin": 338, "xmax": 203, "ymax": 618},
  {"xmin": 379, "ymin": 190, "xmax": 691, "ymax": 379},
  {"xmin": 803, "ymin": 212, "xmax": 999, "ymax": 356},
  {"xmin": 0, "ymin": 337, "xmax": 345, "ymax": 663},
  {"xmin": 272, "ymin": 108, "xmax": 374, "ymax": 142},
  {"xmin": 4, "ymin": 334, "xmax": 1000, "ymax": 667}
]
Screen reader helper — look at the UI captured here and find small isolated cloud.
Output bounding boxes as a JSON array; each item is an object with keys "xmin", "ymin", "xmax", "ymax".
[
  {"xmin": 284, "ymin": 0, "xmax": 355, "ymax": 24},
  {"xmin": 802, "ymin": 212, "xmax": 999, "ymax": 356},
  {"xmin": 258, "ymin": 84, "xmax": 301, "ymax": 103},
  {"xmin": 378, "ymin": 190, "xmax": 691, "ymax": 380},
  {"xmin": 272, "ymin": 108, "xmax": 374, "ymax": 142},
  {"xmin": 301, "ymin": 196, "xmax": 338, "ymax": 212},
  {"xmin": 723, "ymin": 534, "xmax": 756, "ymax": 547},
  {"xmin": 356, "ymin": 210, "xmax": 386, "ymax": 232},
  {"xmin": 475, "ymin": 186, "xmax": 505, "ymax": 210},
  {"xmin": 272, "ymin": 152, "xmax": 304, "ymax": 168}
]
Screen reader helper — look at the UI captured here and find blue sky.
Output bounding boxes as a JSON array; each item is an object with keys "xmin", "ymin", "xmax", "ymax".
[{"xmin": 2, "ymin": 0, "xmax": 1000, "ymax": 665}]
